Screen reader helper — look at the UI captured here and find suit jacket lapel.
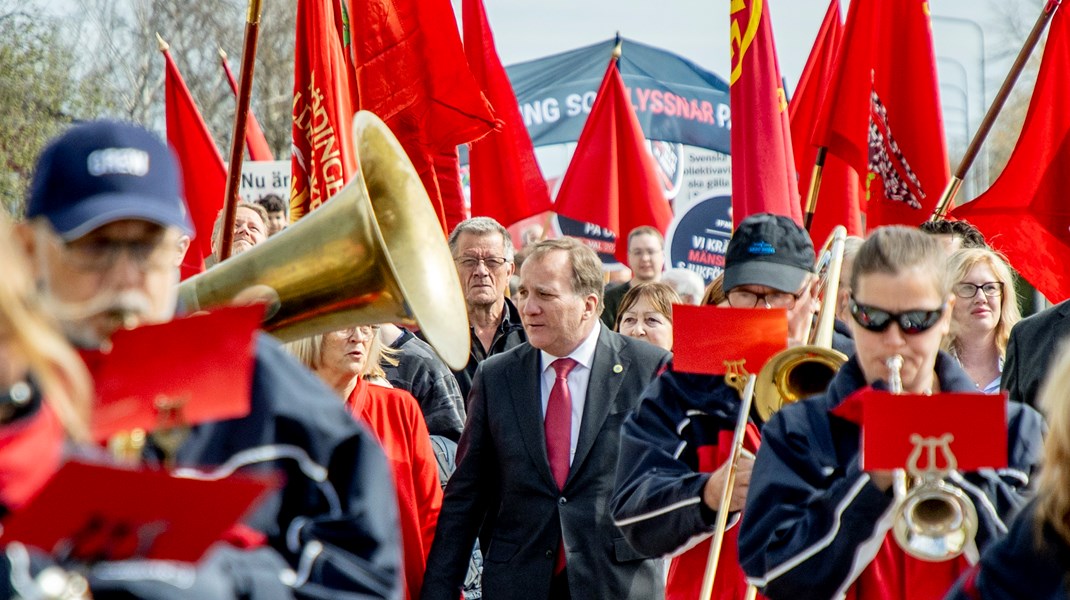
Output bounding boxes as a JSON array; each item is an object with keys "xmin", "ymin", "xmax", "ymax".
[
  {"xmin": 567, "ymin": 328, "xmax": 628, "ymax": 487},
  {"xmin": 510, "ymin": 345, "xmax": 559, "ymax": 490}
]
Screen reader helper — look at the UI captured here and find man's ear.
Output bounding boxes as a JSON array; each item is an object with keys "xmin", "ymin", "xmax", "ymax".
[
  {"xmin": 584, "ymin": 293, "xmax": 599, "ymax": 319},
  {"xmin": 176, "ymin": 235, "xmax": 192, "ymax": 268}
]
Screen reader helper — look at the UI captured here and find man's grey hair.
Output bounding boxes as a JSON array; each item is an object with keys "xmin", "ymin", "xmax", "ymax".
[
  {"xmin": 661, "ymin": 268, "xmax": 706, "ymax": 304},
  {"xmin": 448, "ymin": 217, "xmax": 515, "ymax": 260}
]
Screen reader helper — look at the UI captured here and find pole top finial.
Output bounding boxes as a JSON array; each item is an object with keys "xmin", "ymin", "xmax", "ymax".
[
  {"xmin": 155, "ymin": 32, "xmax": 169, "ymax": 53},
  {"xmin": 612, "ymin": 32, "xmax": 623, "ymax": 59}
]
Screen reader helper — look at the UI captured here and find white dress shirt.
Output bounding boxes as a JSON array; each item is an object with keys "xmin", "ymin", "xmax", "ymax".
[{"xmin": 539, "ymin": 322, "xmax": 601, "ymax": 466}]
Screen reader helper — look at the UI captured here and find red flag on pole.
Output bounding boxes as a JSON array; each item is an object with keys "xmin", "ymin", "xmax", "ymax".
[
  {"xmin": 348, "ymin": 0, "xmax": 496, "ymax": 234},
  {"xmin": 462, "ymin": 0, "xmax": 552, "ymax": 228},
  {"xmin": 220, "ymin": 49, "xmax": 275, "ymax": 162},
  {"xmin": 954, "ymin": 5, "xmax": 1070, "ymax": 303},
  {"xmin": 160, "ymin": 37, "xmax": 226, "ymax": 280},
  {"xmin": 290, "ymin": 0, "xmax": 358, "ymax": 223},
  {"xmin": 729, "ymin": 0, "xmax": 802, "ymax": 228},
  {"xmin": 788, "ymin": 0, "xmax": 862, "ymax": 245},
  {"xmin": 553, "ymin": 54, "xmax": 673, "ymax": 265},
  {"xmin": 812, "ymin": 0, "xmax": 948, "ymax": 230}
]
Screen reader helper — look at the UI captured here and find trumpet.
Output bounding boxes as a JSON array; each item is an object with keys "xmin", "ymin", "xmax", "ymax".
[{"xmin": 885, "ymin": 355, "xmax": 979, "ymax": 562}]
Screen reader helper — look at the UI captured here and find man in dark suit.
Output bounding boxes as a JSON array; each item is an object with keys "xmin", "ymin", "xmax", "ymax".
[
  {"xmin": 422, "ymin": 237, "xmax": 671, "ymax": 600},
  {"xmin": 1002, "ymin": 299, "xmax": 1070, "ymax": 408}
]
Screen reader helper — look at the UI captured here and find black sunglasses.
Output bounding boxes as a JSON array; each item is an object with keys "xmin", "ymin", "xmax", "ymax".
[{"xmin": 849, "ymin": 299, "xmax": 946, "ymax": 334}]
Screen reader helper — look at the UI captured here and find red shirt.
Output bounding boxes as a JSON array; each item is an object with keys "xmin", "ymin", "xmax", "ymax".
[
  {"xmin": 0, "ymin": 402, "xmax": 65, "ymax": 510},
  {"xmin": 347, "ymin": 378, "xmax": 443, "ymax": 600}
]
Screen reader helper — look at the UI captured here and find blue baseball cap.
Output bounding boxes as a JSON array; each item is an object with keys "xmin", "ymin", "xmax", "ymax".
[{"xmin": 26, "ymin": 120, "xmax": 194, "ymax": 241}]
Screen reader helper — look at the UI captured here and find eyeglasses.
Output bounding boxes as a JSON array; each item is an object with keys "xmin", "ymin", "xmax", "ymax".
[
  {"xmin": 953, "ymin": 282, "xmax": 1003, "ymax": 299},
  {"xmin": 60, "ymin": 237, "xmax": 181, "ymax": 273},
  {"xmin": 726, "ymin": 289, "xmax": 799, "ymax": 309},
  {"xmin": 455, "ymin": 256, "xmax": 509, "ymax": 270},
  {"xmin": 335, "ymin": 325, "xmax": 380, "ymax": 338},
  {"xmin": 849, "ymin": 299, "xmax": 946, "ymax": 334}
]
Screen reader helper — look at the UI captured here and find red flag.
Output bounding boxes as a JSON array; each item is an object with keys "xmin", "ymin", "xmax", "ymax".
[
  {"xmin": 348, "ymin": 0, "xmax": 496, "ymax": 234},
  {"xmin": 462, "ymin": 0, "xmax": 552, "ymax": 228},
  {"xmin": 220, "ymin": 50, "xmax": 275, "ymax": 162},
  {"xmin": 954, "ymin": 5, "xmax": 1070, "ymax": 303},
  {"xmin": 729, "ymin": 0, "xmax": 802, "ymax": 227},
  {"xmin": 553, "ymin": 56, "xmax": 673, "ymax": 265},
  {"xmin": 812, "ymin": 0, "xmax": 948, "ymax": 230},
  {"xmin": 162, "ymin": 41, "xmax": 226, "ymax": 280},
  {"xmin": 788, "ymin": 0, "xmax": 862, "ymax": 245},
  {"xmin": 290, "ymin": 0, "xmax": 359, "ymax": 223}
]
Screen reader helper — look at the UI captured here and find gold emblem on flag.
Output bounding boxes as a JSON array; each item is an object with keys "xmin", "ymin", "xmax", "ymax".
[{"xmin": 729, "ymin": 0, "xmax": 763, "ymax": 85}]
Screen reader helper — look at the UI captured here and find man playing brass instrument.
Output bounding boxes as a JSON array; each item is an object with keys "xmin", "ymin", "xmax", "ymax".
[
  {"xmin": 14, "ymin": 120, "xmax": 402, "ymax": 599},
  {"xmin": 612, "ymin": 213, "xmax": 849, "ymax": 599}
]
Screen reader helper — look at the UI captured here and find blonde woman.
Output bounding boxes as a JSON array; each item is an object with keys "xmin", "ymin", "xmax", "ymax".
[
  {"xmin": 288, "ymin": 326, "xmax": 442, "ymax": 600},
  {"xmin": 946, "ymin": 342, "xmax": 1067, "ymax": 599},
  {"xmin": 0, "ymin": 215, "xmax": 91, "ymax": 510},
  {"xmin": 944, "ymin": 247, "xmax": 1021, "ymax": 393}
]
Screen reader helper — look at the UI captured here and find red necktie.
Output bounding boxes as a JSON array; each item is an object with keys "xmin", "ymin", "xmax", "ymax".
[
  {"xmin": 546, "ymin": 358, "xmax": 576, "ymax": 576},
  {"xmin": 545, "ymin": 358, "xmax": 577, "ymax": 489}
]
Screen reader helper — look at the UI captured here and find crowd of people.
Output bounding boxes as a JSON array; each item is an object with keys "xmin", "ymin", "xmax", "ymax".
[{"xmin": 0, "ymin": 119, "xmax": 1066, "ymax": 600}]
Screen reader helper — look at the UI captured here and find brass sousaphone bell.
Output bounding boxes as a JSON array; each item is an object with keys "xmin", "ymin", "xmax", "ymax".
[{"xmin": 177, "ymin": 111, "xmax": 470, "ymax": 370}]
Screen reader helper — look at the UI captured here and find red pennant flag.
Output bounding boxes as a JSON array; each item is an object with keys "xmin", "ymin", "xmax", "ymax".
[
  {"xmin": 553, "ymin": 56, "xmax": 673, "ymax": 264},
  {"xmin": 161, "ymin": 41, "xmax": 226, "ymax": 280},
  {"xmin": 348, "ymin": 0, "xmax": 497, "ymax": 234},
  {"xmin": 954, "ymin": 5, "xmax": 1070, "ymax": 303},
  {"xmin": 462, "ymin": 0, "xmax": 552, "ymax": 228},
  {"xmin": 220, "ymin": 50, "xmax": 275, "ymax": 162},
  {"xmin": 812, "ymin": 0, "xmax": 948, "ymax": 230},
  {"xmin": 788, "ymin": 0, "xmax": 862, "ymax": 245},
  {"xmin": 729, "ymin": 0, "xmax": 802, "ymax": 228},
  {"xmin": 290, "ymin": 0, "xmax": 359, "ymax": 223}
]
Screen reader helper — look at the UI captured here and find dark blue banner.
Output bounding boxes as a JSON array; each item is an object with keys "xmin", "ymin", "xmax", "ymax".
[{"xmin": 505, "ymin": 37, "xmax": 731, "ymax": 153}]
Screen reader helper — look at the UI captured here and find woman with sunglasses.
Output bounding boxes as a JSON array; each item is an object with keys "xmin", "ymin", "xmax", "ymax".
[
  {"xmin": 943, "ymin": 248, "xmax": 1021, "ymax": 394},
  {"xmin": 738, "ymin": 227, "xmax": 1045, "ymax": 600}
]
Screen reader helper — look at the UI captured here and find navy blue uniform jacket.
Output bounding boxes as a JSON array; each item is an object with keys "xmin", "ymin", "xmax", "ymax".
[{"xmin": 738, "ymin": 353, "xmax": 1045, "ymax": 600}]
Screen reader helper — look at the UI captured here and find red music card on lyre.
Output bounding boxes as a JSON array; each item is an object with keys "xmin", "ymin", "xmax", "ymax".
[
  {"xmin": 854, "ymin": 389, "xmax": 1007, "ymax": 471},
  {"xmin": 671, "ymin": 305, "xmax": 788, "ymax": 375},
  {"xmin": 0, "ymin": 460, "xmax": 277, "ymax": 563},
  {"xmin": 84, "ymin": 304, "xmax": 264, "ymax": 442}
]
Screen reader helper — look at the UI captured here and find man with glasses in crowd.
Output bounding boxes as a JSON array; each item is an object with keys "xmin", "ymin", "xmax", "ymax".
[
  {"xmin": 447, "ymin": 217, "xmax": 527, "ymax": 402},
  {"xmin": 13, "ymin": 120, "xmax": 401, "ymax": 598},
  {"xmin": 612, "ymin": 213, "xmax": 852, "ymax": 599},
  {"xmin": 601, "ymin": 226, "xmax": 666, "ymax": 328}
]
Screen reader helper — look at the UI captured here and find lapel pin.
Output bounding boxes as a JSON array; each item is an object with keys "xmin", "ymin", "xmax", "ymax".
[{"xmin": 613, "ymin": 364, "xmax": 623, "ymax": 374}]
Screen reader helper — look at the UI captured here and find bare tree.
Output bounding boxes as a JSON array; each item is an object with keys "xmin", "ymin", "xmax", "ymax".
[{"xmin": 66, "ymin": 0, "xmax": 297, "ymax": 157}]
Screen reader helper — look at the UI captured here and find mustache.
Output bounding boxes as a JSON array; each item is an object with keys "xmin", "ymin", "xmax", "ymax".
[{"xmin": 45, "ymin": 290, "xmax": 153, "ymax": 327}]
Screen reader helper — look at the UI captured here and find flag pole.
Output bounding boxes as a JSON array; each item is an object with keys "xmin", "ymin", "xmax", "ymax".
[
  {"xmin": 930, "ymin": 0, "xmax": 1062, "ymax": 220},
  {"xmin": 803, "ymin": 147, "xmax": 826, "ymax": 231},
  {"xmin": 218, "ymin": 0, "xmax": 264, "ymax": 261}
]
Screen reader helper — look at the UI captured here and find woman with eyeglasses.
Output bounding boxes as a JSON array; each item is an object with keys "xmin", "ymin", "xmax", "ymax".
[
  {"xmin": 287, "ymin": 326, "xmax": 442, "ymax": 600},
  {"xmin": 943, "ymin": 248, "xmax": 1021, "ymax": 394},
  {"xmin": 737, "ymin": 227, "xmax": 1045, "ymax": 600},
  {"xmin": 614, "ymin": 282, "xmax": 680, "ymax": 351}
]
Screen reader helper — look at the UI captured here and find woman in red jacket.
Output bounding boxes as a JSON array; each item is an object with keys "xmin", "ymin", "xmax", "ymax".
[{"xmin": 289, "ymin": 325, "xmax": 443, "ymax": 600}]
